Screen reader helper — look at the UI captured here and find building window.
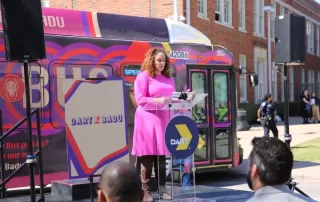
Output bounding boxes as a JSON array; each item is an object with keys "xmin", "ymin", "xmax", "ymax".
[
  {"xmin": 279, "ymin": 5, "xmax": 285, "ymax": 16},
  {"xmin": 308, "ymin": 70, "xmax": 315, "ymax": 94},
  {"xmin": 198, "ymin": 0, "xmax": 208, "ymax": 18},
  {"xmin": 215, "ymin": 0, "xmax": 232, "ymax": 26},
  {"xmin": 255, "ymin": 59, "xmax": 265, "ymax": 104},
  {"xmin": 306, "ymin": 21, "xmax": 314, "ymax": 54},
  {"xmin": 41, "ymin": 0, "xmax": 49, "ymax": 7},
  {"xmin": 301, "ymin": 68, "xmax": 305, "ymax": 94},
  {"xmin": 317, "ymin": 72, "xmax": 320, "ymax": 97},
  {"xmin": 254, "ymin": 0, "xmax": 264, "ymax": 36},
  {"xmin": 289, "ymin": 67, "xmax": 294, "ymax": 101},
  {"xmin": 317, "ymin": 25, "xmax": 320, "ymax": 56},
  {"xmin": 271, "ymin": 2, "xmax": 276, "ymax": 39},
  {"xmin": 281, "ymin": 66, "xmax": 284, "ymax": 102},
  {"xmin": 238, "ymin": 0, "xmax": 245, "ymax": 31},
  {"xmin": 272, "ymin": 65, "xmax": 278, "ymax": 101},
  {"xmin": 239, "ymin": 55, "xmax": 247, "ymax": 102}
]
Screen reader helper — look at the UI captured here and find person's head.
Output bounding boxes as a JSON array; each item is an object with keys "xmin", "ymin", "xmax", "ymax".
[
  {"xmin": 303, "ymin": 89, "xmax": 308, "ymax": 96},
  {"xmin": 263, "ymin": 93, "xmax": 273, "ymax": 102},
  {"xmin": 141, "ymin": 48, "xmax": 171, "ymax": 78},
  {"xmin": 311, "ymin": 92, "xmax": 316, "ymax": 97},
  {"xmin": 247, "ymin": 137, "xmax": 293, "ymax": 191},
  {"xmin": 97, "ymin": 161, "xmax": 143, "ymax": 202}
]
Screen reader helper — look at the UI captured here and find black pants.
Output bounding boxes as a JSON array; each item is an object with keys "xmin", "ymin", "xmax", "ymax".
[
  {"xmin": 263, "ymin": 121, "xmax": 278, "ymax": 138},
  {"xmin": 138, "ymin": 155, "xmax": 167, "ymax": 193}
]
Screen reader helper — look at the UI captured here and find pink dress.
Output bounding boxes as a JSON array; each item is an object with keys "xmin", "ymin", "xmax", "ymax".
[{"xmin": 132, "ymin": 71, "xmax": 175, "ymax": 156}]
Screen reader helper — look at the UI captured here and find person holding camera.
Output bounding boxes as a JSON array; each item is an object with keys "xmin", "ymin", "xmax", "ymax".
[{"xmin": 257, "ymin": 93, "xmax": 278, "ymax": 138}]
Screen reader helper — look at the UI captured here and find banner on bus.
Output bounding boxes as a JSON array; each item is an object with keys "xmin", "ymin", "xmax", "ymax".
[{"xmin": 63, "ymin": 78, "xmax": 129, "ymax": 179}]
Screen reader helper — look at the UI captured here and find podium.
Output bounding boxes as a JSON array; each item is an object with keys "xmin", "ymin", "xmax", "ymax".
[{"xmin": 142, "ymin": 92, "xmax": 208, "ymax": 201}]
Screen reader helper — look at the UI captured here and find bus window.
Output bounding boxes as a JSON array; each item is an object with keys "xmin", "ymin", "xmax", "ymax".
[
  {"xmin": 215, "ymin": 128, "xmax": 230, "ymax": 159},
  {"xmin": 0, "ymin": 62, "xmax": 46, "ymax": 129},
  {"xmin": 213, "ymin": 72, "xmax": 229, "ymax": 123},
  {"xmin": 190, "ymin": 72, "xmax": 207, "ymax": 124},
  {"xmin": 195, "ymin": 128, "xmax": 209, "ymax": 161},
  {"xmin": 49, "ymin": 62, "xmax": 114, "ymax": 129}
]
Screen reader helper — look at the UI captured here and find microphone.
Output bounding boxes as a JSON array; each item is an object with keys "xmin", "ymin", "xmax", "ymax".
[{"xmin": 178, "ymin": 85, "xmax": 188, "ymax": 100}]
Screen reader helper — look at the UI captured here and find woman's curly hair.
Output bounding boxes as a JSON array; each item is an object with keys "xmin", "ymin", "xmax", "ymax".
[{"xmin": 140, "ymin": 48, "xmax": 171, "ymax": 78}]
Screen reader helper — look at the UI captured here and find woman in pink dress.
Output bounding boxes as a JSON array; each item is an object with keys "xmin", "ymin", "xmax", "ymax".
[{"xmin": 132, "ymin": 48, "xmax": 174, "ymax": 201}]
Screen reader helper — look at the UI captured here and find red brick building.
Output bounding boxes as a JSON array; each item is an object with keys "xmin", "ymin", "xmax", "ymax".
[{"xmin": 43, "ymin": 0, "xmax": 320, "ymax": 104}]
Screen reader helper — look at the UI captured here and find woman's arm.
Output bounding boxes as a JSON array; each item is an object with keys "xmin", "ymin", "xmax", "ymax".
[
  {"xmin": 134, "ymin": 72, "xmax": 154, "ymax": 106},
  {"xmin": 302, "ymin": 97, "xmax": 309, "ymax": 104}
]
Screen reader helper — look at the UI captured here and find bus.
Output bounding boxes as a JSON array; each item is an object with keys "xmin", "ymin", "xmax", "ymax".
[{"xmin": 0, "ymin": 7, "xmax": 247, "ymax": 189}]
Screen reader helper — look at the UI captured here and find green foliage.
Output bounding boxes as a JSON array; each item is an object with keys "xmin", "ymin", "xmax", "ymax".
[{"xmin": 292, "ymin": 137, "xmax": 320, "ymax": 163}]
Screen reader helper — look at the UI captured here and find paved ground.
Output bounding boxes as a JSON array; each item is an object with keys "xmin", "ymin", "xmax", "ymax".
[{"xmin": 2, "ymin": 117, "xmax": 320, "ymax": 202}]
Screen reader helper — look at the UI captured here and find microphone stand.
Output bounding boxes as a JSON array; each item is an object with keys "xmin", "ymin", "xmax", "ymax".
[{"xmin": 287, "ymin": 178, "xmax": 311, "ymax": 198}]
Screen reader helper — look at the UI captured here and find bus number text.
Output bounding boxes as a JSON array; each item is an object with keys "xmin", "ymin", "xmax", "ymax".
[{"xmin": 168, "ymin": 51, "xmax": 189, "ymax": 60}]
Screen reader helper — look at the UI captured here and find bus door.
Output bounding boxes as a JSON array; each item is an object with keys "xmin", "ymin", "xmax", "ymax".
[
  {"xmin": 118, "ymin": 64, "xmax": 140, "ymax": 165},
  {"xmin": 187, "ymin": 65, "xmax": 234, "ymax": 169}
]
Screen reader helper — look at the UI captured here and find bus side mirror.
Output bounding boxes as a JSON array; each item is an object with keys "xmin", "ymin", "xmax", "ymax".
[{"xmin": 249, "ymin": 73, "xmax": 259, "ymax": 87}]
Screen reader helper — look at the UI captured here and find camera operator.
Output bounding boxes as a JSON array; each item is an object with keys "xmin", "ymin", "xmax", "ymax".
[{"xmin": 257, "ymin": 93, "xmax": 278, "ymax": 138}]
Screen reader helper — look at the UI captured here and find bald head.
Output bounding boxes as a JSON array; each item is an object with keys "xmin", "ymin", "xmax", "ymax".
[{"xmin": 98, "ymin": 161, "xmax": 142, "ymax": 202}]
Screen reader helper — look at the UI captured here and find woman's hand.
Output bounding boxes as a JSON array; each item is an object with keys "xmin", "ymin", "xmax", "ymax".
[
  {"xmin": 186, "ymin": 89, "xmax": 196, "ymax": 101},
  {"xmin": 154, "ymin": 97, "xmax": 171, "ymax": 104}
]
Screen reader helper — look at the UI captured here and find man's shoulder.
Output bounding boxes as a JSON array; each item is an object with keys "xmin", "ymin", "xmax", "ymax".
[
  {"xmin": 259, "ymin": 101, "xmax": 267, "ymax": 109},
  {"xmin": 245, "ymin": 185, "xmax": 316, "ymax": 202},
  {"xmin": 246, "ymin": 193, "xmax": 315, "ymax": 202}
]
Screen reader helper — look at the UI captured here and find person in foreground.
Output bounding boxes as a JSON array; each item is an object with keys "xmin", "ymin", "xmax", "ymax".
[
  {"xmin": 245, "ymin": 137, "xmax": 316, "ymax": 202},
  {"xmin": 132, "ymin": 48, "xmax": 175, "ymax": 201},
  {"xmin": 97, "ymin": 161, "xmax": 143, "ymax": 202}
]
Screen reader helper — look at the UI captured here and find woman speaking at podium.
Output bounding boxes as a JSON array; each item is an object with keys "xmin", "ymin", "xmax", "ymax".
[{"xmin": 132, "ymin": 48, "xmax": 174, "ymax": 201}]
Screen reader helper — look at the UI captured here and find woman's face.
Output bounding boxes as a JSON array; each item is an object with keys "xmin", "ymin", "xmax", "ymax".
[
  {"xmin": 304, "ymin": 90, "xmax": 308, "ymax": 95},
  {"xmin": 312, "ymin": 93, "xmax": 316, "ymax": 97},
  {"xmin": 154, "ymin": 52, "xmax": 166, "ymax": 73}
]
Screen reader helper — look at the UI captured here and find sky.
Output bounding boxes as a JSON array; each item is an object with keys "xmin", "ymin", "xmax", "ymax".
[{"xmin": 316, "ymin": 0, "xmax": 320, "ymax": 3}]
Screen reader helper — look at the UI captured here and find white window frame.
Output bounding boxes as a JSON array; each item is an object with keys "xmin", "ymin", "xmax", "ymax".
[
  {"xmin": 254, "ymin": 0, "xmax": 264, "ymax": 37},
  {"xmin": 215, "ymin": 0, "xmax": 233, "ymax": 26},
  {"xmin": 281, "ymin": 66, "xmax": 284, "ymax": 102},
  {"xmin": 289, "ymin": 67, "xmax": 294, "ymax": 101},
  {"xmin": 306, "ymin": 21, "xmax": 314, "ymax": 54},
  {"xmin": 41, "ymin": 0, "xmax": 49, "ymax": 7},
  {"xmin": 239, "ymin": 55, "xmax": 247, "ymax": 102},
  {"xmin": 255, "ymin": 58, "xmax": 265, "ymax": 104},
  {"xmin": 271, "ymin": 2, "xmax": 276, "ymax": 39},
  {"xmin": 238, "ymin": 0, "xmax": 246, "ymax": 31},
  {"xmin": 198, "ymin": 0, "xmax": 208, "ymax": 18},
  {"xmin": 317, "ymin": 25, "xmax": 320, "ymax": 56},
  {"xmin": 272, "ymin": 67, "xmax": 278, "ymax": 101}
]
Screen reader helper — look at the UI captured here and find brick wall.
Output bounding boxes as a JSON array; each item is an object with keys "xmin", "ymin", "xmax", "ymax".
[{"xmin": 49, "ymin": 0, "xmax": 184, "ymax": 18}]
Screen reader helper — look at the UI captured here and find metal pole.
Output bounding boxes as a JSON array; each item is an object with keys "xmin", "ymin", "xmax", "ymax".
[
  {"xmin": 267, "ymin": 11, "xmax": 272, "ymax": 94},
  {"xmin": 186, "ymin": 0, "xmax": 190, "ymax": 24},
  {"xmin": 23, "ymin": 60, "xmax": 36, "ymax": 202},
  {"xmin": 283, "ymin": 64, "xmax": 291, "ymax": 148},
  {"xmin": 173, "ymin": 0, "xmax": 178, "ymax": 21},
  {"xmin": 36, "ymin": 109, "xmax": 45, "ymax": 201},
  {"xmin": 0, "ymin": 110, "xmax": 5, "ymax": 198}
]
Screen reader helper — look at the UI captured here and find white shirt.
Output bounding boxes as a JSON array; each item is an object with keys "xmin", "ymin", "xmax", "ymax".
[{"xmin": 310, "ymin": 98, "xmax": 316, "ymax": 105}]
